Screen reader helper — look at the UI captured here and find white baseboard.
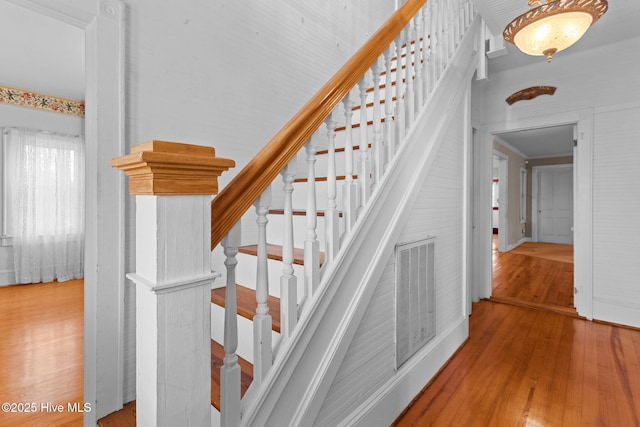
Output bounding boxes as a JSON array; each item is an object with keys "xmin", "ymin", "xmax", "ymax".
[
  {"xmin": 506, "ymin": 237, "xmax": 531, "ymax": 252},
  {"xmin": 341, "ymin": 315, "xmax": 468, "ymax": 427},
  {"xmin": 593, "ymin": 298, "xmax": 640, "ymax": 329},
  {"xmin": 0, "ymin": 269, "xmax": 15, "ymax": 286}
]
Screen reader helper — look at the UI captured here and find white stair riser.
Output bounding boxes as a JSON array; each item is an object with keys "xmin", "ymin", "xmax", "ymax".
[
  {"xmin": 305, "ymin": 126, "xmax": 390, "ymax": 168},
  {"xmin": 235, "ymin": 252, "xmax": 306, "ymax": 302},
  {"xmin": 211, "ymin": 302, "xmax": 281, "ymax": 365},
  {"xmin": 290, "ymin": 175, "xmax": 376, "ymax": 212},
  {"xmin": 267, "ymin": 213, "xmax": 345, "ymax": 252}
]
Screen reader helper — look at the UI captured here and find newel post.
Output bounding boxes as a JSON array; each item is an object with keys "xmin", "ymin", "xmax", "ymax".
[{"xmin": 111, "ymin": 141, "xmax": 234, "ymax": 426}]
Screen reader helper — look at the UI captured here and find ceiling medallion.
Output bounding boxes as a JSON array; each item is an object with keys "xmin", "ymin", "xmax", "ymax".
[
  {"xmin": 503, "ymin": 0, "xmax": 608, "ymax": 63},
  {"xmin": 506, "ymin": 86, "xmax": 557, "ymax": 105}
]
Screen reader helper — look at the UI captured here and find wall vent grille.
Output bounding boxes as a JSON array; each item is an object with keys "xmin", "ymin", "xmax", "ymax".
[{"xmin": 395, "ymin": 237, "xmax": 436, "ymax": 369}]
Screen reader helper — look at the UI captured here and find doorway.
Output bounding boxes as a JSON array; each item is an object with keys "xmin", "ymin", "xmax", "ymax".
[
  {"xmin": 8, "ymin": 0, "xmax": 127, "ymax": 424},
  {"xmin": 488, "ymin": 125, "xmax": 577, "ymax": 315}
]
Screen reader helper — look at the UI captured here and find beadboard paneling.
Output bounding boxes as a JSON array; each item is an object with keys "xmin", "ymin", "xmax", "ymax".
[
  {"xmin": 314, "ymin": 97, "xmax": 466, "ymax": 426},
  {"xmin": 479, "ymin": 36, "xmax": 640, "ymax": 127},
  {"xmin": 592, "ymin": 105, "xmax": 640, "ymax": 326}
]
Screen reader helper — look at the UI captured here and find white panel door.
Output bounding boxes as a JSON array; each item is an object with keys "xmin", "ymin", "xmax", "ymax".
[{"xmin": 538, "ymin": 166, "xmax": 573, "ymax": 244}]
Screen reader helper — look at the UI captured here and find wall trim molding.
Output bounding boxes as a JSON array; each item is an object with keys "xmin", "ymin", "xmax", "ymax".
[{"xmin": 593, "ymin": 298, "xmax": 640, "ymax": 329}]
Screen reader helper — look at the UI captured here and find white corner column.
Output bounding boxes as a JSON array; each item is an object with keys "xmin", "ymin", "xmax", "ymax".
[{"xmin": 111, "ymin": 140, "xmax": 234, "ymax": 426}]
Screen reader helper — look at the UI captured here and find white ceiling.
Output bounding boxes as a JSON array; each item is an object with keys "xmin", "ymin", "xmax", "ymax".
[
  {"xmin": 496, "ymin": 124, "xmax": 575, "ymax": 159},
  {"xmin": 474, "ymin": 0, "xmax": 640, "ymax": 74},
  {"xmin": 473, "ymin": 0, "xmax": 640, "ymax": 159},
  {"xmin": 0, "ymin": 1, "xmax": 84, "ymax": 100}
]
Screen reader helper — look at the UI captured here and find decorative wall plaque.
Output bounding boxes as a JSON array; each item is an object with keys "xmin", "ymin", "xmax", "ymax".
[{"xmin": 506, "ymin": 86, "xmax": 557, "ymax": 105}]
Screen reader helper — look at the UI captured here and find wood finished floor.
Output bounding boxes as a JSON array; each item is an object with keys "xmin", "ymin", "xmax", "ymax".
[
  {"xmin": 394, "ymin": 238, "xmax": 640, "ymax": 426},
  {"xmin": 491, "ymin": 236, "xmax": 576, "ymax": 316},
  {"xmin": 3, "ymin": 246, "xmax": 639, "ymax": 427},
  {"xmin": 393, "ymin": 299, "xmax": 640, "ymax": 426},
  {"xmin": 0, "ymin": 279, "xmax": 84, "ymax": 427}
]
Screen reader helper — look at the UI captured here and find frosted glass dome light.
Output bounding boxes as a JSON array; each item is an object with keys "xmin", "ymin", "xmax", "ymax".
[{"xmin": 504, "ymin": 0, "xmax": 608, "ymax": 62}]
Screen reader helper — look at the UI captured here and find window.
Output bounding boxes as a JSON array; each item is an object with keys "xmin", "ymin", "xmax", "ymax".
[{"xmin": 3, "ymin": 127, "xmax": 84, "ymax": 283}]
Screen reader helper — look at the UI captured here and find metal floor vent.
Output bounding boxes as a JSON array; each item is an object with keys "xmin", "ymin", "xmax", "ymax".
[{"xmin": 395, "ymin": 237, "xmax": 436, "ymax": 369}]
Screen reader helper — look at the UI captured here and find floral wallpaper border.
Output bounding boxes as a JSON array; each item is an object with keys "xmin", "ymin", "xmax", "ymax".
[{"xmin": 0, "ymin": 85, "xmax": 85, "ymax": 117}]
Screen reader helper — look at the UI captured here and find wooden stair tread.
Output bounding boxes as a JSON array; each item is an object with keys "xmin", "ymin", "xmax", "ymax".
[
  {"xmin": 211, "ymin": 339, "xmax": 253, "ymax": 411},
  {"xmin": 269, "ymin": 209, "xmax": 343, "ymax": 218},
  {"xmin": 97, "ymin": 340, "xmax": 254, "ymax": 424},
  {"xmin": 239, "ymin": 243, "xmax": 325, "ymax": 266},
  {"xmin": 97, "ymin": 401, "xmax": 136, "ymax": 426},
  {"xmin": 294, "ymin": 175, "xmax": 357, "ymax": 183},
  {"xmin": 317, "ymin": 144, "xmax": 371, "ymax": 155},
  {"xmin": 335, "ymin": 116, "xmax": 388, "ymax": 131},
  {"xmin": 211, "ymin": 284, "xmax": 281, "ymax": 333}
]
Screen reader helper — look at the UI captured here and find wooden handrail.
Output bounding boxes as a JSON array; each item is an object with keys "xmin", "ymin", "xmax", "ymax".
[{"xmin": 211, "ymin": 0, "xmax": 427, "ymax": 248}]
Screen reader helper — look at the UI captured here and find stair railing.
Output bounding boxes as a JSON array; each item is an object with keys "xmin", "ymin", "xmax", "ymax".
[{"xmin": 216, "ymin": 0, "xmax": 475, "ymax": 424}]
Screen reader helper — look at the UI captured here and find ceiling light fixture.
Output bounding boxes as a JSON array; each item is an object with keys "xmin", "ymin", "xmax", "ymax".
[{"xmin": 503, "ymin": 0, "xmax": 608, "ymax": 63}]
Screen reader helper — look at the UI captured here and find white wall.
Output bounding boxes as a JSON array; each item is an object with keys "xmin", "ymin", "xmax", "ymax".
[
  {"xmin": 121, "ymin": 0, "xmax": 396, "ymax": 403},
  {"xmin": 493, "ymin": 139, "xmax": 527, "ymax": 247},
  {"xmin": 592, "ymin": 105, "xmax": 640, "ymax": 327},
  {"xmin": 0, "ymin": 104, "xmax": 84, "ymax": 286},
  {"xmin": 478, "ymin": 35, "xmax": 640, "ymax": 326}
]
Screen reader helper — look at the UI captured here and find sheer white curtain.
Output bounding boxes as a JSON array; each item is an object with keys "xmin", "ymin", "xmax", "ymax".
[{"xmin": 5, "ymin": 127, "xmax": 84, "ymax": 284}]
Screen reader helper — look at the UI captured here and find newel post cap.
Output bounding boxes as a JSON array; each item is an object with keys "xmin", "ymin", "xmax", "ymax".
[{"xmin": 111, "ymin": 140, "xmax": 235, "ymax": 195}]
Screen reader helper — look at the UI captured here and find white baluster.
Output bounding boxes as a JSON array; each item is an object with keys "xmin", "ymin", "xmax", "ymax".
[
  {"xmin": 447, "ymin": 1, "xmax": 456, "ymax": 59},
  {"xmin": 371, "ymin": 59, "xmax": 384, "ymax": 186},
  {"xmin": 405, "ymin": 19, "xmax": 416, "ymax": 125},
  {"xmin": 444, "ymin": 0, "xmax": 454, "ymax": 61},
  {"xmin": 452, "ymin": 0, "xmax": 458, "ymax": 54},
  {"xmin": 383, "ymin": 45, "xmax": 395, "ymax": 168},
  {"xmin": 394, "ymin": 30, "xmax": 406, "ymax": 146},
  {"xmin": 456, "ymin": 0, "xmax": 463, "ymax": 44},
  {"xmin": 220, "ymin": 222, "xmax": 241, "ymax": 427},
  {"xmin": 341, "ymin": 95, "xmax": 357, "ymax": 232},
  {"xmin": 341, "ymin": 96, "xmax": 357, "ymax": 234},
  {"xmin": 436, "ymin": 0, "xmax": 444, "ymax": 80},
  {"xmin": 253, "ymin": 187, "xmax": 272, "ymax": 384},
  {"xmin": 280, "ymin": 160, "xmax": 297, "ymax": 338},
  {"xmin": 415, "ymin": 8, "xmax": 425, "ymax": 110},
  {"xmin": 357, "ymin": 75, "xmax": 371, "ymax": 212},
  {"xmin": 325, "ymin": 113, "xmax": 340, "ymax": 264},
  {"xmin": 423, "ymin": 2, "xmax": 433, "ymax": 100},
  {"xmin": 304, "ymin": 140, "xmax": 320, "ymax": 296}
]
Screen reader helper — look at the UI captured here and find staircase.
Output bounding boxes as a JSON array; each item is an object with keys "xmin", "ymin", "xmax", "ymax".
[
  {"xmin": 102, "ymin": 0, "xmax": 479, "ymax": 425},
  {"xmin": 207, "ymin": 1, "xmax": 478, "ymax": 425}
]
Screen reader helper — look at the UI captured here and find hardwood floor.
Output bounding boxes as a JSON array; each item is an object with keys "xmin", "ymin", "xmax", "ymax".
[
  {"xmin": 394, "ymin": 238, "xmax": 640, "ymax": 426},
  {"xmin": 492, "ymin": 236, "xmax": 576, "ymax": 315},
  {"xmin": 393, "ymin": 300, "xmax": 640, "ymax": 426},
  {"xmin": 0, "ymin": 279, "xmax": 84, "ymax": 427},
  {"xmin": 3, "ymin": 250, "xmax": 639, "ymax": 427}
]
